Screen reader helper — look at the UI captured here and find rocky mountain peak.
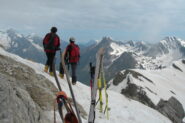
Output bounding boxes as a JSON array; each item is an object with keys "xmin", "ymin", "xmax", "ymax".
[
  {"xmin": 100, "ymin": 36, "xmax": 114, "ymax": 44},
  {"xmin": 160, "ymin": 36, "xmax": 180, "ymax": 49},
  {"xmin": 6, "ymin": 28, "xmax": 23, "ymax": 39},
  {"xmin": 125, "ymin": 40, "xmax": 135, "ymax": 47}
]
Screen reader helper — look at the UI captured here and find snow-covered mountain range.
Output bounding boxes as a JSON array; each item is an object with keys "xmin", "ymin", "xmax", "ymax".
[
  {"xmin": 0, "ymin": 29, "xmax": 86, "ymax": 66},
  {"xmin": 0, "ymin": 39, "xmax": 181, "ymax": 123},
  {"xmin": 0, "ymin": 29, "xmax": 185, "ymax": 85},
  {"xmin": 0, "ymin": 29, "xmax": 46, "ymax": 63},
  {"xmin": 78, "ymin": 36, "xmax": 185, "ymax": 84}
]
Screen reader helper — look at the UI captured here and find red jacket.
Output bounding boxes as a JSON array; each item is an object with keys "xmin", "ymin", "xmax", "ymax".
[
  {"xmin": 65, "ymin": 43, "xmax": 80, "ymax": 63},
  {"xmin": 43, "ymin": 33, "xmax": 60, "ymax": 53}
]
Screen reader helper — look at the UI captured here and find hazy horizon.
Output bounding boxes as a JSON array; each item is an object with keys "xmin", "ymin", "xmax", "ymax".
[{"xmin": 1, "ymin": 0, "xmax": 185, "ymax": 43}]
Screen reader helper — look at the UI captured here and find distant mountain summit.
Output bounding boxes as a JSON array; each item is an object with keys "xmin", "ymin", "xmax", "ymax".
[
  {"xmin": 78, "ymin": 36, "xmax": 185, "ymax": 84},
  {"xmin": 0, "ymin": 29, "xmax": 45, "ymax": 63}
]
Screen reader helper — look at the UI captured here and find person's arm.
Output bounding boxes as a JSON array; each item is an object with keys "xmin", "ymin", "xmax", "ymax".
[
  {"xmin": 53, "ymin": 35, "xmax": 60, "ymax": 50},
  {"xmin": 43, "ymin": 33, "xmax": 49, "ymax": 49},
  {"xmin": 64, "ymin": 45, "xmax": 71, "ymax": 63}
]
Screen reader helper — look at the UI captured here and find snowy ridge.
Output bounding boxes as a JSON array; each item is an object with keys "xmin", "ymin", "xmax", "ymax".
[
  {"xmin": 107, "ymin": 36, "xmax": 185, "ymax": 70},
  {"xmin": 0, "ymin": 47, "xmax": 171, "ymax": 123},
  {"xmin": 109, "ymin": 59, "xmax": 185, "ymax": 109},
  {"xmin": 110, "ymin": 42, "xmax": 127, "ymax": 56},
  {"xmin": 27, "ymin": 38, "xmax": 43, "ymax": 51},
  {"xmin": 0, "ymin": 30, "xmax": 43, "ymax": 52}
]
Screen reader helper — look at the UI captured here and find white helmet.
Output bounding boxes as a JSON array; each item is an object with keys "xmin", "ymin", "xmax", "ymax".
[{"xmin": 69, "ymin": 37, "xmax": 75, "ymax": 42}]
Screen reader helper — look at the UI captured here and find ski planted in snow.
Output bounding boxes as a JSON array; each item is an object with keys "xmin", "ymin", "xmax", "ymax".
[
  {"xmin": 88, "ymin": 48, "xmax": 105, "ymax": 123},
  {"xmin": 89, "ymin": 62, "xmax": 95, "ymax": 97}
]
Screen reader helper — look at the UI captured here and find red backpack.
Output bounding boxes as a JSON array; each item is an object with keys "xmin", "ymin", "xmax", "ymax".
[{"xmin": 67, "ymin": 44, "xmax": 80, "ymax": 63}]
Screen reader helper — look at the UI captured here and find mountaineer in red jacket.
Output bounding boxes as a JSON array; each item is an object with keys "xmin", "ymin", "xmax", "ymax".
[
  {"xmin": 64, "ymin": 37, "xmax": 80, "ymax": 84},
  {"xmin": 43, "ymin": 27, "xmax": 60, "ymax": 76}
]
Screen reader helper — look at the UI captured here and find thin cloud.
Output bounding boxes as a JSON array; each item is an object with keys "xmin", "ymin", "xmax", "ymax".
[{"xmin": 0, "ymin": 0, "xmax": 185, "ymax": 42}]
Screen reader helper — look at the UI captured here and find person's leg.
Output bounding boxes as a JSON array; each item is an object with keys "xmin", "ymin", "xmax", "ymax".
[
  {"xmin": 59, "ymin": 62, "xmax": 64, "ymax": 78},
  {"xmin": 46, "ymin": 52, "xmax": 50, "ymax": 66},
  {"xmin": 44, "ymin": 52, "xmax": 50, "ymax": 72},
  {"xmin": 49, "ymin": 52, "xmax": 56, "ymax": 73},
  {"xmin": 71, "ymin": 63, "xmax": 77, "ymax": 84}
]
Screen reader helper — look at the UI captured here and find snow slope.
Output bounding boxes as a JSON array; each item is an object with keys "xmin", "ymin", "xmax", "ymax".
[
  {"xmin": 0, "ymin": 47, "xmax": 171, "ymax": 123},
  {"xmin": 109, "ymin": 59, "xmax": 185, "ymax": 109}
]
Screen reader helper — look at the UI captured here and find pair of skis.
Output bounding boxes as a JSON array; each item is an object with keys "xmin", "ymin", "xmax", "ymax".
[
  {"xmin": 53, "ymin": 49, "xmax": 82, "ymax": 123},
  {"xmin": 88, "ymin": 48, "xmax": 109, "ymax": 123}
]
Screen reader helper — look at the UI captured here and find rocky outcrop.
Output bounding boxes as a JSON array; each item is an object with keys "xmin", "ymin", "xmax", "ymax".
[
  {"xmin": 157, "ymin": 97, "xmax": 185, "ymax": 123},
  {"xmin": 182, "ymin": 60, "xmax": 185, "ymax": 64},
  {"xmin": 112, "ymin": 71, "xmax": 156, "ymax": 108},
  {"xmin": 112, "ymin": 69, "xmax": 185, "ymax": 123},
  {"xmin": 113, "ymin": 72, "xmax": 127, "ymax": 86},
  {"xmin": 0, "ymin": 53, "xmax": 88, "ymax": 123},
  {"xmin": 0, "ymin": 54, "xmax": 57, "ymax": 123},
  {"xmin": 0, "ymin": 73, "xmax": 50, "ymax": 123},
  {"xmin": 121, "ymin": 75, "xmax": 156, "ymax": 109},
  {"xmin": 172, "ymin": 64, "xmax": 183, "ymax": 72},
  {"xmin": 112, "ymin": 70, "xmax": 154, "ymax": 86}
]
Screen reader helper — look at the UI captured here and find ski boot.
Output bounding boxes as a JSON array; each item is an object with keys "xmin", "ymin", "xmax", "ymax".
[
  {"xmin": 59, "ymin": 73, "xmax": 64, "ymax": 79},
  {"xmin": 44, "ymin": 65, "xmax": 49, "ymax": 72},
  {"xmin": 72, "ymin": 76, "xmax": 77, "ymax": 85},
  {"xmin": 49, "ymin": 72, "xmax": 54, "ymax": 76}
]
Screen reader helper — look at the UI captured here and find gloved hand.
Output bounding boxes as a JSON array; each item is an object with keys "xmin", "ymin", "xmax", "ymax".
[{"xmin": 56, "ymin": 47, "xmax": 61, "ymax": 51}]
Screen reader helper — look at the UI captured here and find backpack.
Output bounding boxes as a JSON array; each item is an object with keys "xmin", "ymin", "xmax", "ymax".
[
  {"xmin": 67, "ymin": 44, "xmax": 80, "ymax": 63},
  {"xmin": 43, "ymin": 33, "xmax": 58, "ymax": 51}
]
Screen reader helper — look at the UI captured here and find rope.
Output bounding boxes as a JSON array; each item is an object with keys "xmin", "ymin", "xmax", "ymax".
[{"xmin": 53, "ymin": 57, "xmax": 79, "ymax": 123}]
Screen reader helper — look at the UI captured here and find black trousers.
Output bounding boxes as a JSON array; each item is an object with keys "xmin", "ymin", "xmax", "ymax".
[
  {"xmin": 45, "ymin": 52, "xmax": 56, "ymax": 72},
  {"xmin": 60, "ymin": 62, "xmax": 77, "ymax": 83},
  {"xmin": 71, "ymin": 63, "xmax": 77, "ymax": 83}
]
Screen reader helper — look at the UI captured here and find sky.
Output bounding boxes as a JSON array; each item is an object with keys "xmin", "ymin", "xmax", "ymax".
[{"xmin": 0, "ymin": 0, "xmax": 185, "ymax": 43}]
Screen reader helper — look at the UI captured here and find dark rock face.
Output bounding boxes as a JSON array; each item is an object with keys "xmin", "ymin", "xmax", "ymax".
[
  {"xmin": 121, "ymin": 77, "xmax": 156, "ymax": 109},
  {"xmin": 113, "ymin": 72, "xmax": 126, "ymax": 86},
  {"xmin": 112, "ymin": 69, "xmax": 154, "ymax": 86},
  {"xmin": 106, "ymin": 52, "xmax": 137, "ymax": 81},
  {"xmin": 182, "ymin": 60, "xmax": 185, "ymax": 64},
  {"xmin": 157, "ymin": 97, "xmax": 185, "ymax": 123},
  {"xmin": 172, "ymin": 64, "xmax": 183, "ymax": 72}
]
